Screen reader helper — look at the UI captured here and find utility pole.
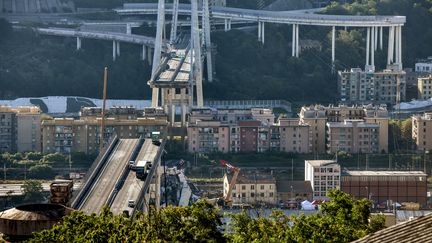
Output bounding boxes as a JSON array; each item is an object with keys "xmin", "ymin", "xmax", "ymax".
[{"xmin": 100, "ymin": 67, "xmax": 108, "ymax": 151}]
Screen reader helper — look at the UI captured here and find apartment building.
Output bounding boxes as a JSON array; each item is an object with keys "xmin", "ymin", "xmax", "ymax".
[
  {"xmin": 327, "ymin": 120, "xmax": 380, "ymax": 154},
  {"xmin": 412, "ymin": 113, "xmax": 432, "ymax": 151},
  {"xmin": 187, "ymin": 120, "xmax": 229, "ymax": 153},
  {"xmin": 223, "ymin": 172, "xmax": 277, "ymax": 206},
  {"xmin": 16, "ymin": 107, "xmax": 42, "ymax": 152},
  {"xmin": 278, "ymin": 118, "xmax": 311, "ymax": 153},
  {"xmin": 418, "ymin": 75, "xmax": 432, "ymax": 100},
  {"xmin": 338, "ymin": 67, "xmax": 406, "ymax": 105},
  {"xmin": 304, "ymin": 160, "xmax": 341, "ymax": 200},
  {"xmin": 0, "ymin": 106, "xmax": 41, "ymax": 152},
  {"xmin": 341, "ymin": 170, "xmax": 427, "ymax": 206},
  {"xmin": 188, "ymin": 108, "xmax": 311, "ymax": 153},
  {"xmin": 300, "ymin": 105, "xmax": 389, "ymax": 153},
  {"xmin": 415, "ymin": 57, "xmax": 432, "ymax": 73},
  {"xmin": 42, "ymin": 107, "xmax": 167, "ymax": 154}
]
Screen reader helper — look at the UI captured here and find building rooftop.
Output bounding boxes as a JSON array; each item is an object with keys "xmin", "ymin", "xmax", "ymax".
[
  {"xmin": 353, "ymin": 213, "xmax": 432, "ymax": 243},
  {"xmin": 276, "ymin": 180, "xmax": 312, "ymax": 194},
  {"xmin": 305, "ymin": 160, "xmax": 338, "ymax": 167},
  {"xmin": 227, "ymin": 172, "xmax": 276, "ymax": 184},
  {"xmin": 327, "ymin": 120, "xmax": 380, "ymax": 128},
  {"xmin": 342, "ymin": 170, "xmax": 427, "ymax": 177}
]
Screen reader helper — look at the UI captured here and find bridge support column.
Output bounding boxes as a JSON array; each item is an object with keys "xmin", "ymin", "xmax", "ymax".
[
  {"xmin": 116, "ymin": 41, "xmax": 120, "ymax": 57},
  {"xmin": 148, "ymin": 47, "xmax": 152, "ymax": 65},
  {"xmin": 203, "ymin": 0, "xmax": 213, "ymax": 82},
  {"xmin": 331, "ymin": 26, "xmax": 336, "ymax": 66},
  {"xmin": 12, "ymin": 0, "xmax": 16, "ymax": 13},
  {"xmin": 224, "ymin": 19, "xmax": 228, "ymax": 31},
  {"xmin": 228, "ymin": 19, "xmax": 232, "ymax": 31},
  {"xmin": 181, "ymin": 103, "xmax": 186, "ymax": 126},
  {"xmin": 366, "ymin": 27, "xmax": 370, "ymax": 67},
  {"xmin": 24, "ymin": 0, "xmax": 29, "ymax": 12},
  {"xmin": 170, "ymin": 0, "xmax": 179, "ymax": 43},
  {"xmin": 374, "ymin": 26, "xmax": 378, "ymax": 51},
  {"xmin": 76, "ymin": 37, "xmax": 81, "ymax": 50},
  {"xmin": 36, "ymin": 0, "xmax": 41, "ymax": 12},
  {"xmin": 371, "ymin": 26, "xmax": 375, "ymax": 68},
  {"xmin": 192, "ymin": 0, "xmax": 203, "ymax": 108},
  {"xmin": 142, "ymin": 45, "xmax": 146, "ymax": 61},
  {"xmin": 261, "ymin": 22, "xmax": 265, "ymax": 44},
  {"xmin": 380, "ymin": 26, "xmax": 383, "ymax": 50},
  {"xmin": 295, "ymin": 24, "xmax": 299, "ymax": 57},
  {"xmin": 171, "ymin": 104, "xmax": 175, "ymax": 125},
  {"xmin": 258, "ymin": 21, "xmax": 261, "ymax": 41},
  {"xmin": 292, "ymin": 24, "xmax": 295, "ymax": 57},
  {"xmin": 112, "ymin": 40, "xmax": 116, "ymax": 61},
  {"xmin": 397, "ymin": 26, "xmax": 402, "ymax": 70},
  {"xmin": 126, "ymin": 23, "xmax": 131, "ymax": 35},
  {"xmin": 387, "ymin": 26, "xmax": 395, "ymax": 65}
]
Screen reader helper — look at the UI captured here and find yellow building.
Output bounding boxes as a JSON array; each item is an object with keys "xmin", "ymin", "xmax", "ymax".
[
  {"xmin": 300, "ymin": 104, "xmax": 389, "ymax": 153},
  {"xmin": 42, "ymin": 107, "xmax": 167, "ymax": 154},
  {"xmin": 223, "ymin": 172, "xmax": 277, "ymax": 206},
  {"xmin": 418, "ymin": 75, "xmax": 432, "ymax": 100}
]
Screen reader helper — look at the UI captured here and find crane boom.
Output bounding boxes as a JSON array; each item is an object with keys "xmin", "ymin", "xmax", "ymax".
[{"xmin": 220, "ymin": 160, "xmax": 240, "ymax": 203}]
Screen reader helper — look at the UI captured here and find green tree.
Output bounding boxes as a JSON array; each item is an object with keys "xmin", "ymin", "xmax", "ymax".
[
  {"xmin": 26, "ymin": 152, "xmax": 43, "ymax": 161},
  {"xmin": 29, "ymin": 200, "xmax": 225, "ymax": 242},
  {"xmin": 21, "ymin": 180, "xmax": 45, "ymax": 203},
  {"xmin": 42, "ymin": 153, "xmax": 66, "ymax": 165},
  {"xmin": 28, "ymin": 164, "xmax": 55, "ymax": 179},
  {"xmin": 228, "ymin": 190, "xmax": 384, "ymax": 243}
]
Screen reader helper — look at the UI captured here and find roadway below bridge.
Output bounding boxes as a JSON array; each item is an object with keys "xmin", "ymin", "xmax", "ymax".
[
  {"xmin": 110, "ymin": 139, "xmax": 160, "ymax": 215},
  {"xmin": 79, "ymin": 138, "xmax": 138, "ymax": 214}
]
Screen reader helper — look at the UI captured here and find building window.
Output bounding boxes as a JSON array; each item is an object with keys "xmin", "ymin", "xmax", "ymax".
[
  {"xmin": 251, "ymin": 185, "xmax": 255, "ymax": 190},
  {"xmin": 260, "ymin": 193, "xmax": 265, "ymax": 197},
  {"xmin": 260, "ymin": 185, "xmax": 265, "ymax": 190},
  {"xmin": 269, "ymin": 192, "xmax": 274, "ymax": 197},
  {"xmin": 242, "ymin": 193, "xmax": 246, "ymax": 198}
]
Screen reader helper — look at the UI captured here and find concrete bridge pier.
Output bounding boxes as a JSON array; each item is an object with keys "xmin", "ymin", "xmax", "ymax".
[
  {"xmin": 291, "ymin": 24, "xmax": 299, "ymax": 57},
  {"xmin": 116, "ymin": 41, "xmax": 120, "ymax": 57},
  {"xmin": 331, "ymin": 26, "xmax": 336, "ymax": 71},
  {"xmin": 147, "ymin": 47, "xmax": 152, "ymax": 65},
  {"xmin": 36, "ymin": 0, "xmax": 41, "ymax": 12},
  {"xmin": 126, "ymin": 23, "xmax": 131, "ymax": 35},
  {"xmin": 142, "ymin": 44, "xmax": 147, "ymax": 61},
  {"xmin": 224, "ymin": 18, "xmax": 231, "ymax": 31},
  {"xmin": 112, "ymin": 41, "xmax": 117, "ymax": 61},
  {"xmin": 24, "ymin": 0, "xmax": 29, "ymax": 13},
  {"xmin": 76, "ymin": 37, "xmax": 81, "ymax": 50},
  {"xmin": 12, "ymin": 0, "xmax": 16, "ymax": 13},
  {"xmin": 387, "ymin": 26, "xmax": 394, "ymax": 65},
  {"xmin": 258, "ymin": 22, "xmax": 265, "ymax": 44},
  {"xmin": 380, "ymin": 26, "xmax": 383, "ymax": 50}
]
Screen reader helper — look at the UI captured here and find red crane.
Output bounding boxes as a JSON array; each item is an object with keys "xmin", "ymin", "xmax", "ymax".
[{"xmin": 220, "ymin": 160, "xmax": 240, "ymax": 204}]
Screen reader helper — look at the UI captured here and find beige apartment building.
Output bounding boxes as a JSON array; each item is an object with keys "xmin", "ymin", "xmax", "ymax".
[
  {"xmin": 223, "ymin": 172, "xmax": 277, "ymax": 206},
  {"xmin": 16, "ymin": 107, "xmax": 42, "ymax": 152},
  {"xmin": 300, "ymin": 105, "xmax": 389, "ymax": 153},
  {"xmin": 304, "ymin": 160, "xmax": 341, "ymax": 200},
  {"xmin": 338, "ymin": 67, "xmax": 406, "ymax": 105},
  {"xmin": 412, "ymin": 113, "xmax": 432, "ymax": 151},
  {"xmin": 42, "ymin": 107, "xmax": 167, "ymax": 154},
  {"xmin": 187, "ymin": 108, "xmax": 311, "ymax": 154},
  {"xmin": 327, "ymin": 120, "xmax": 380, "ymax": 154},
  {"xmin": 187, "ymin": 120, "xmax": 230, "ymax": 153},
  {"xmin": 418, "ymin": 75, "xmax": 432, "ymax": 100},
  {"xmin": 0, "ymin": 106, "xmax": 41, "ymax": 152},
  {"xmin": 278, "ymin": 118, "xmax": 311, "ymax": 153}
]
